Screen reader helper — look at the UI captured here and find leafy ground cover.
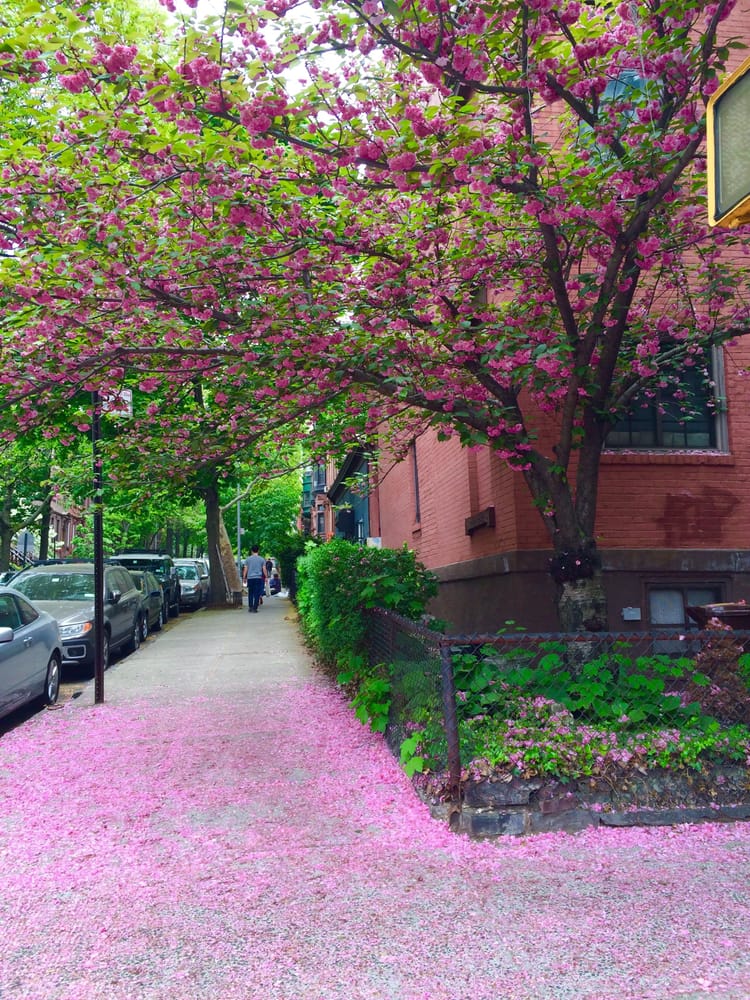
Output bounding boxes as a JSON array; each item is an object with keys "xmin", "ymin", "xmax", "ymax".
[
  {"xmin": 295, "ymin": 543, "xmax": 750, "ymax": 797},
  {"xmin": 431, "ymin": 635, "xmax": 750, "ymax": 788}
]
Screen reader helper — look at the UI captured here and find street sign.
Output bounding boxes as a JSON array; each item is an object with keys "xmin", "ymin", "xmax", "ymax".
[
  {"xmin": 707, "ymin": 55, "xmax": 750, "ymax": 228},
  {"xmin": 101, "ymin": 388, "xmax": 133, "ymax": 418}
]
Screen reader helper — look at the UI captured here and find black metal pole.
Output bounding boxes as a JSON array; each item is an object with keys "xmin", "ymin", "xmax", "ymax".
[
  {"xmin": 439, "ymin": 643, "xmax": 462, "ymax": 806},
  {"xmin": 92, "ymin": 391, "xmax": 105, "ymax": 704}
]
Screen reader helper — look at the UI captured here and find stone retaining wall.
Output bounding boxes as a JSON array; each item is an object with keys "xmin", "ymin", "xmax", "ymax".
[{"xmin": 418, "ymin": 765, "xmax": 750, "ymax": 838}]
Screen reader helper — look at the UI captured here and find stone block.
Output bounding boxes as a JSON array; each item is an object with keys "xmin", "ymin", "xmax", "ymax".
[
  {"xmin": 459, "ymin": 808, "xmax": 527, "ymax": 838},
  {"xmin": 528, "ymin": 808, "xmax": 598, "ymax": 835},
  {"xmin": 600, "ymin": 807, "xmax": 715, "ymax": 828},
  {"xmin": 463, "ymin": 777, "xmax": 543, "ymax": 808},
  {"xmin": 537, "ymin": 783, "xmax": 579, "ymax": 816}
]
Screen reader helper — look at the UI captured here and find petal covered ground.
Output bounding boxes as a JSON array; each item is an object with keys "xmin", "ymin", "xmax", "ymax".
[{"xmin": 0, "ymin": 607, "xmax": 749, "ymax": 1000}]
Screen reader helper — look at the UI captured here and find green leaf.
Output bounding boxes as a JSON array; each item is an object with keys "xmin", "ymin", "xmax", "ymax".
[{"xmin": 403, "ymin": 755, "xmax": 425, "ymax": 776}]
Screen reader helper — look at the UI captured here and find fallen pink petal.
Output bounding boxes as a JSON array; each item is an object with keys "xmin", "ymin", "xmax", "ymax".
[{"xmin": 1, "ymin": 607, "xmax": 749, "ymax": 1000}]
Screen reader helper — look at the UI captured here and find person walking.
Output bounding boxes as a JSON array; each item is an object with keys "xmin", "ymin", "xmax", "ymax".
[
  {"xmin": 264, "ymin": 556, "xmax": 274, "ymax": 597},
  {"xmin": 242, "ymin": 544, "xmax": 267, "ymax": 613}
]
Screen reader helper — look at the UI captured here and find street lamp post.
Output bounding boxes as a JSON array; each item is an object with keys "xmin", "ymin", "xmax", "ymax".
[
  {"xmin": 236, "ymin": 483, "xmax": 242, "ymax": 577},
  {"xmin": 90, "ymin": 387, "xmax": 133, "ymax": 705},
  {"xmin": 91, "ymin": 392, "xmax": 105, "ymax": 705}
]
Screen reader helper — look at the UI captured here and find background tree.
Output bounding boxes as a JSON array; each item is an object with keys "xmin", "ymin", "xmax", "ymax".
[
  {"xmin": 0, "ymin": 437, "xmax": 57, "ymax": 568},
  {"xmin": 242, "ymin": 474, "xmax": 304, "ymax": 557}
]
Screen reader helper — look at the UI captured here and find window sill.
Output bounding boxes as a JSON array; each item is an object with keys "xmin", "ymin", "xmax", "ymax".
[{"xmin": 602, "ymin": 450, "xmax": 734, "ymax": 466}]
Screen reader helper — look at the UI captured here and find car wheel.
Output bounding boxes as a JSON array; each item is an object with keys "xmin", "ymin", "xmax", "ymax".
[
  {"xmin": 140, "ymin": 613, "xmax": 149, "ymax": 643},
  {"xmin": 128, "ymin": 616, "xmax": 141, "ymax": 653},
  {"xmin": 43, "ymin": 652, "xmax": 61, "ymax": 706},
  {"xmin": 170, "ymin": 595, "xmax": 180, "ymax": 618},
  {"xmin": 154, "ymin": 606, "xmax": 164, "ymax": 631}
]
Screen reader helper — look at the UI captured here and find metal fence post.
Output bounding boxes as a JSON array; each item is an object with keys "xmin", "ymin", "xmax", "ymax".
[{"xmin": 439, "ymin": 642, "xmax": 462, "ymax": 804}]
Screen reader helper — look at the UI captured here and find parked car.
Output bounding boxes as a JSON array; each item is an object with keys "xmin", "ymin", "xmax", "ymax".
[
  {"xmin": 174, "ymin": 558, "xmax": 209, "ymax": 606},
  {"xmin": 194, "ymin": 558, "xmax": 211, "ymax": 604},
  {"xmin": 109, "ymin": 551, "xmax": 180, "ymax": 618},
  {"xmin": 129, "ymin": 569, "xmax": 165, "ymax": 639},
  {"xmin": 175, "ymin": 561, "xmax": 204, "ymax": 610},
  {"xmin": 11, "ymin": 562, "xmax": 142, "ymax": 673},
  {"xmin": 0, "ymin": 586, "xmax": 62, "ymax": 720}
]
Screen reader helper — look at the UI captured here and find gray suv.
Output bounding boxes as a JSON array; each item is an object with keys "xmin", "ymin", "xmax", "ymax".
[{"xmin": 108, "ymin": 551, "xmax": 181, "ymax": 618}]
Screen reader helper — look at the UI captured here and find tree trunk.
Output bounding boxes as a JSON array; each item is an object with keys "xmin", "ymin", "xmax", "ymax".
[
  {"xmin": 557, "ymin": 573, "xmax": 608, "ymax": 632},
  {"xmin": 523, "ymin": 451, "xmax": 609, "ymax": 631},
  {"xmin": 38, "ymin": 493, "xmax": 52, "ymax": 561},
  {"xmin": 202, "ymin": 478, "xmax": 242, "ymax": 606}
]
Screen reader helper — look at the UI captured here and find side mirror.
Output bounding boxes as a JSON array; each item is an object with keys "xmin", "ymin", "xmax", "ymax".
[
  {"xmin": 108, "ymin": 589, "xmax": 122, "ymax": 605},
  {"xmin": 0, "ymin": 626, "xmax": 13, "ymax": 643}
]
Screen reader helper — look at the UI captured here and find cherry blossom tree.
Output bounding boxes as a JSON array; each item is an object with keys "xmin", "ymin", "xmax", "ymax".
[{"xmin": 1, "ymin": 0, "xmax": 750, "ymax": 627}]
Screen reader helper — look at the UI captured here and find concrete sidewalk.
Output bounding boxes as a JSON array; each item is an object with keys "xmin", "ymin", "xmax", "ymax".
[
  {"xmin": 2, "ymin": 595, "xmax": 750, "ymax": 1000},
  {"xmin": 77, "ymin": 591, "xmax": 312, "ymax": 707}
]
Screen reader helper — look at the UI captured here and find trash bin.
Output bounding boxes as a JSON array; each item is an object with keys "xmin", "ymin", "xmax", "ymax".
[{"xmin": 686, "ymin": 602, "xmax": 750, "ymax": 629}]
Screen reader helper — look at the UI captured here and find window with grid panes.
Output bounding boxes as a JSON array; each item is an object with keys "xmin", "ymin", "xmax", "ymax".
[
  {"xmin": 606, "ymin": 357, "xmax": 720, "ymax": 450},
  {"xmin": 648, "ymin": 586, "xmax": 721, "ymax": 627}
]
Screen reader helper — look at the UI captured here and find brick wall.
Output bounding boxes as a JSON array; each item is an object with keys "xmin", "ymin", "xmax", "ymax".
[{"xmin": 379, "ymin": 331, "xmax": 750, "ymax": 565}]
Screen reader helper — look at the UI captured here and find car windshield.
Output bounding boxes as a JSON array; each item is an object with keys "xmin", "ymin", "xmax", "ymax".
[
  {"xmin": 14, "ymin": 572, "xmax": 95, "ymax": 602},
  {"xmin": 177, "ymin": 565, "xmax": 197, "ymax": 580},
  {"xmin": 116, "ymin": 559, "xmax": 165, "ymax": 579}
]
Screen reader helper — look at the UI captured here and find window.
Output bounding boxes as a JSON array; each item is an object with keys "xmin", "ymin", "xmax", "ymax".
[
  {"xmin": 0, "ymin": 595, "xmax": 21, "ymax": 630},
  {"xmin": 312, "ymin": 463, "xmax": 327, "ymax": 493},
  {"xmin": 577, "ymin": 70, "xmax": 652, "ymax": 160},
  {"xmin": 648, "ymin": 585, "xmax": 721, "ymax": 627},
  {"xmin": 606, "ymin": 350, "xmax": 725, "ymax": 450},
  {"xmin": 15, "ymin": 596, "xmax": 39, "ymax": 626},
  {"xmin": 411, "ymin": 440, "xmax": 421, "ymax": 524},
  {"xmin": 108, "ymin": 568, "xmax": 134, "ymax": 594}
]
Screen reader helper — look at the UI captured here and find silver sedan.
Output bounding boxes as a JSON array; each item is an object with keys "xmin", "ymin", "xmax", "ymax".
[{"xmin": 0, "ymin": 587, "xmax": 62, "ymax": 720}]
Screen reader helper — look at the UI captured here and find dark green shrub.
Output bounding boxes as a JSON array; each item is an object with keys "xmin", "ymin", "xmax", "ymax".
[
  {"xmin": 274, "ymin": 531, "xmax": 306, "ymax": 602},
  {"xmin": 296, "ymin": 538, "xmax": 438, "ymax": 667}
]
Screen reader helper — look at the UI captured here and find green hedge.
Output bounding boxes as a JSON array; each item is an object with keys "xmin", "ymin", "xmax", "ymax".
[{"xmin": 295, "ymin": 539, "xmax": 438, "ymax": 666}]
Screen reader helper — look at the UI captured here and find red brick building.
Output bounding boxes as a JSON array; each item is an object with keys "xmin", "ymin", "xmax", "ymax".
[
  {"xmin": 373, "ymin": 373, "xmax": 750, "ymax": 632},
  {"xmin": 369, "ymin": 14, "xmax": 750, "ymax": 634}
]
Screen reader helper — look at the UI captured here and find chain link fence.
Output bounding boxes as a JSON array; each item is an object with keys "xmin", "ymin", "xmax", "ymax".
[{"xmin": 365, "ymin": 608, "xmax": 750, "ymax": 800}]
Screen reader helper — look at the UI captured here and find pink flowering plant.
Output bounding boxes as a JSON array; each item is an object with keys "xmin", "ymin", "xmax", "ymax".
[
  {"xmin": 465, "ymin": 699, "xmax": 750, "ymax": 781},
  {"xmin": 444, "ymin": 641, "xmax": 750, "ymax": 781}
]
